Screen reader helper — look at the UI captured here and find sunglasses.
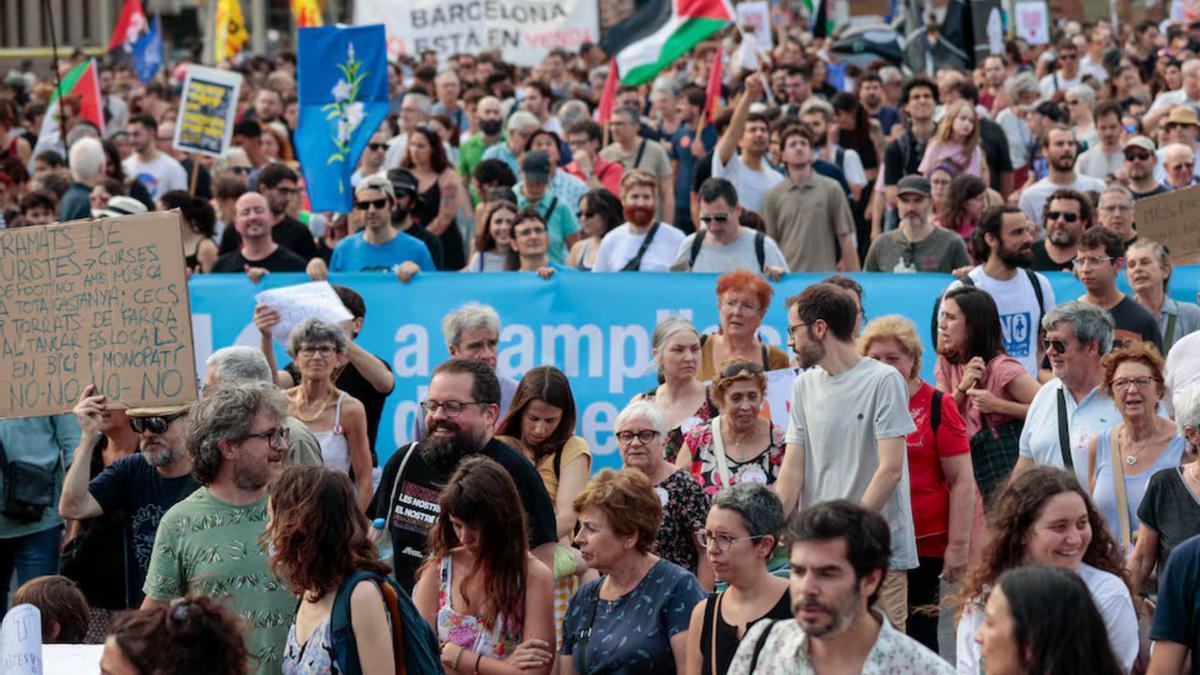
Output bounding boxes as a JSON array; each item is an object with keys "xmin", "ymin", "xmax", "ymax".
[
  {"xmin": 129, "ymin": 412, "xmax": 187, "ymax": 435},
  {"xmin": 355, "ymin": 198, "xmax": 389, "ymax": 210},
  {"xmin": 368, "ymin": 143, "xmax": 387, "ymax": 151},
  {"xmin": 1046, "ymin": 210, "xmax": 1079, "ymax": 222},
  {"xmin": 1042, "ymin": 339, "xmax": 1068, "ymax": 354},
  {"xmin": 1124, "ymin": 152, "xmax": 1151, "ymax": 161},
  {"xmin": 231, "ymin": 166, "xmax": 253, "ymax": 175},
  {"xmin": 1169, "ymin": 162, "xmax": 1196, "ymax": 170},
  {"xmin": 720, "ymin": 361, "xmax": 764, "ymax": 378},
  {"xmin": 577, "ymin": 210, "xmax": 595, "ymax": 219},
  {"xmin": 699, "ymin": 214, "xmax": 731, "ymax": 224}
]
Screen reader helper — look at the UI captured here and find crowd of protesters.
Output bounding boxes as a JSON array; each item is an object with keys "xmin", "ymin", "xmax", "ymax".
[{"xmin": 3, "ymin": 5, "xmax": 1200, "ymax": 675}]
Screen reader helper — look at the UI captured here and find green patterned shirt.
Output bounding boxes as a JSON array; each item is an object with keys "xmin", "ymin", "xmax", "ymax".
[{"xmin": 143, "ymin": 488, "xmax": 294, "ymax": 675}]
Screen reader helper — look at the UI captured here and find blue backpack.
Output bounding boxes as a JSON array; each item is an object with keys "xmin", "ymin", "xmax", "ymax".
[{"xmin": 330, "ymin": 570, "xmax": 444, "ymax": 675}]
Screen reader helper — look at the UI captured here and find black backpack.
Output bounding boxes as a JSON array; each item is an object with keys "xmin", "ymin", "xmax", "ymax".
[
  {"xmin": 930, "ymin": 269, "xmax": 1046, "ymax": 344},
  {"xmin": 687, "ymin": 227, "xmax": 766, "ymax": 272}
]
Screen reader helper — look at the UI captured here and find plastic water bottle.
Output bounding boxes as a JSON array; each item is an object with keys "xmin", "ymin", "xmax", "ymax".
[{"xmin": 372, "ymin": 518, "xmax": 393, "ymax": 569}]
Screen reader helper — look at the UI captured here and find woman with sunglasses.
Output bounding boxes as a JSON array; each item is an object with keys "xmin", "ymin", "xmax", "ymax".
[
  {"xmin": 859, "ymin": 315, "xmax": 976, "ymax": 652},
  {"xmin": 284, "ymin": 318, "xmax": 373, "ymax": 512},
  {"xmin": 683, "ymin": 484, "xmax": 790, "ymax": 675},
  {"xmin": 466, "ymin": 200, "xmax": 516, "ymax": 272},
  {"xmin": 680, "ymin": 359, "xmax": 784, "ymax": 495},
  {"xmin": 567, "ymin": 189, "xmax": 623, "ymax": 271},
  {"xmin": 695, "ymin": 270, "xmax": 790, "ymax": 384},
  {"xmin": 616, "ymin": 400, "xmax": 712, "ymax": 583},
  {"xmin": 1125, "ymin": 238, "xmax": 1200, "ymax": 355}
]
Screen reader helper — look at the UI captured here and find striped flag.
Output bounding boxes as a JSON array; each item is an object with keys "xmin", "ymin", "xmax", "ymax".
[
  {"xmin": 32, "ymin": 59, "xmax": 105, "ymax": 159},
  {"xmin": 600, "ymin": 0, "xmax": 735, "ymax": 86}
]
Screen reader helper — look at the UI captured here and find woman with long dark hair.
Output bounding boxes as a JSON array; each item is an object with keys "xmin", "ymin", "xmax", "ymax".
[
  {"xmin": 403, "ymin": 125, "xmax": 468, "ymax": 270},
  {"xmin": 830, "ymin": 92, "xmax": 878, "ymax": 181},
  {"xmin": 955, "ymin": 467, "xmax": 1138, "ymax": 674},
  {"xmin": 268, "ymin": 464, "xmax": 395, "ymax": 674},
  {"xmin": 467, "ymin": 200, "xmax": 517, "ymax": 272},
  {"xmin": 567, "ymin": 189, "xmax": 622, "ymax": 271},
  {"xmin": 975, "ymin": 566, "xmax": 1124, "ymax": 675},
  {"xmin": 936, "ymin": 286, "xmax": 1040, "ymax": 503},
  {"xmin": 413, "ymin": 456, "xmax": 556, "ymax": 675},
  {"xmin": 939, "ymin": 174, "xmax": 989, "ymax": 243},
  {"xmin": 160, "ymin": 190, "xmax": 218, "ymax": 273}
]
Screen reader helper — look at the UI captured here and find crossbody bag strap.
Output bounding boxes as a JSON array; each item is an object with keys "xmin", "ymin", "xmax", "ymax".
[
  {"xmin": 633, "ymin": 139, "xmax": 647, "ymax": 168},
  {"xmin": 1165, "ymin": 311, "xmax": 1178, "ymax": 348},
  {"xmin": 688, "ymin": 228, "xmax": 708, "ymax": 268},
  {"xmin": 621, "ymin": 222, "xmax": 661, "ymax": 271},
  {"xmin": 708, "ymin": 591, "xmax": 724, "ymax": 675},
  {"xmin": 709, "ymin": 415, "xmax": 734, "ymax": 488},
  {"xmin": 577, "ymin": 579, "xmax": 603, "ymax": 673},
  {"xmin": 384, "ymin": 444, "xmax": 417, "ymax": 529},
  {"xmin": 1057, "ymin": 388, "xmax": 1075, "ymax": 471},
  {"xmin": 1109, "ymin": 429, "xmax": 1133, "ymax": 549}
]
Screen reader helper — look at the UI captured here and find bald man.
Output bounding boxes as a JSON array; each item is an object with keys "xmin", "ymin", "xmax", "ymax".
[
  {"xmin": 211, "ymin": 192, "xmax": 307, "ymax": 276},
  {"xmin": 459, "ymin": 95, "xmax": 505, "ymax": 180}
]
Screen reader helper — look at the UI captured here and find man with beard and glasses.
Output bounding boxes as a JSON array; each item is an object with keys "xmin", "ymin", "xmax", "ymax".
[
  {"xmin": 1031, "ymin": 188, "xmax": 1094, "ymax": 272},
  {"xmin": 211, "ymin": 192, "xmax": 307, "ymax": 277},
  {"xmin": 141, "ymin": 381, "xmax": 295, "ymax": 675},
  {"xmin": 1073, "ymin": 227, "xmax": 1164, "ymax": 352},
  {"xmin": 59, "ymin": 390, "xmax": 199, "ymax": 611},
  {"xmin": 942, "ymin": 206, "xmax": 1056, "ymax": 377},
  {"xmin": 728, "ymin": 501, "xmax": 951, "ymax": 674},
  {"xmin": 775, "ymin": 284, "xmax": 918, "ymax": 631},
  {"xmin": 862, "ymin": 175, "xmax": 969, "ymax": 273},
  {"xmin": 369, "ymin": 358, "xmax": 557, "ymax": 591},
  {"xmin": 1018, "ymin": 125, "xmax": 1105, "ymax": 228},
  {"xmin": 591, "ymin": 170, "xmax": 686, "ymax": 272}
]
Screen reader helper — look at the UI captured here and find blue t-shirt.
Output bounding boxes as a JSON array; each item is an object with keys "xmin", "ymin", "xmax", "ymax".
[
  {"xmin": 1150, "ymin": 533, "xmax": 1200, "ymax": 674},
  {"xmin": 669, "ymin": 124, "xmax": 719, "ymax": 214},
  {"xmin": 872, "ymin": 106, "xmax": 902, "ymax": 136},
  {"xmin": 561, "ymin": 559, "xmax": 704, "ymax": 674},
  {"xmin": 88, "ymin": 453, "xmax": 201, "ymax": 604},
  {"xmin": 329, "ymin": 231, "xmax": 436, "ymax": 273}
]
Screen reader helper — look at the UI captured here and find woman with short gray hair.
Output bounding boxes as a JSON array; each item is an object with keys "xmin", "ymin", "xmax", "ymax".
[
  {"xmin": 1125, "ymin": 238, "xmax": 1200, "ymax": 355},
  {"xmin": 283, "ymin": 318, "xmax": 372, "ymax": 511},
  {"xmin": 1065, "ymin": 84, "xmax": 1099, "ymax": 149},
  {"xmin": 683, "ymin": 484, "xmax": 790, "ymax": 675}
]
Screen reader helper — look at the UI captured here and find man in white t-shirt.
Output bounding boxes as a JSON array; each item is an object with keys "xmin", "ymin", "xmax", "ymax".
[
  {"xmin": 943, "ymin": 206, "xmax": 1056, "ymax": 376},
  {"xmin": 1018, "ymin": 125, "xmax": 1106, "ymax": 227},
  {"xmin": 1039, "ymin": 39, "xmax": 1085, "ymax": 101},
  {"xmin": 591, "ymin": 170, "xmax": 685, "ymax": 272},
  {"xmin": 671, "ymin": 177, "xmax": 788, "ymax": 277},
  {"xmin": 712, "ymin": 72, "xmax": 784, "ymax": 214},
  {"xmin": 775, "ymin": 283, "xmax": 918, "ymax": 630},
  {"xmin": 122, "ymin": 114, "xmax": 186, "ymax": 199}
]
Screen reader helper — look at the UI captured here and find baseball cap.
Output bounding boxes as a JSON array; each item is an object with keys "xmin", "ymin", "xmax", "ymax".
[
  {"xmin": 386, "ymin": 167, "xmax": 420, "ymax": 197},
  {"xmin": 521, "ymin": 150, "xmax": 551, "ymax": 184},
  {"xmin": 896, "ymin": 175, "xmax": 931, "ymax": 197},
  {"xmin": 1122, "ymin": 135, "xmax": 1156, "ymax": 154},
  {"xmin": 355, "ymin": 174, "xmax": 394, "ymax": 199}
]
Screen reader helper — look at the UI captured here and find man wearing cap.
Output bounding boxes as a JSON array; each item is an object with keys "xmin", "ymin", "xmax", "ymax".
[
  {"xmin": 388, "ymin": 167, "xmax": 444, "ymax": 269},
  {"xmin": 515, "ymin": 149, "xmax": 580, "ymax": 265},
  {"xmin": 1018, "ymin": 125, "xmax": 1106, "ymax": 227},
  {"xmin": 863, "ymin": 175, "xmax": 969, "ymax": 273},
  {"xmin": 94, "ymin": 195, "xmax": 148, "ymax": 219},
  {"xmin": 521, "ymin": 129, "xmax": 589, "ymax": 214},
  {"xmin": 1153, "ymin": 107, "xmax": 1200, "ymax": 184},
  {"xmin": 1123, "ymin": 135, "xmax": 1169, "ymax": 199},
  {"xmin": 329, "ymin": 174, "xmax": 434, "ymax": 280},
  {"xmin": 211, "ymin": 192, "xmax": 307, "ymax": 277},
  {"xmin": 141, "ymin": 381, "xmax": 295, "ymax": 675},
  {"xmin": 59, "ymin": 387, "xmax": 199, "ymax": 610}
]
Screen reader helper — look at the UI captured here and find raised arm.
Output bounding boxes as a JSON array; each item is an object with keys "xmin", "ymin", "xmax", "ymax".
[
  {"xmin": 716, "ymin": 73, "xmax": 764, "ymax": 166},
  {"xmin": 59, "ymin": 385, "xmax": 106, "ymax": 521}
]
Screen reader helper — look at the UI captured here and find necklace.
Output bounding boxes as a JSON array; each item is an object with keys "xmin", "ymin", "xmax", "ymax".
[
  {"xmin": 1120, "ymin": 426, "xmax": 1153, "ymax": 466},
  {"xmin": 291, "ymin": 390, "xmax": 332, "ymax": 423}
]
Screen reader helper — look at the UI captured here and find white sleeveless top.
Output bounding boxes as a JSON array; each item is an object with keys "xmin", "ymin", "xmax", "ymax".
[{"xmin": 311, "ymin": 392, "xmax": 350, "ymax": 475}]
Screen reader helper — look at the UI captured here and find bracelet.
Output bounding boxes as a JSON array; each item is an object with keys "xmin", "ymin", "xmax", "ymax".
[
  {"xmin": 474, "ymin": 652, "xmax": 483, "ymax": 674},
  {"xmin": 453, "ymin": 645, "xmax": 465, "ymax": 671}
]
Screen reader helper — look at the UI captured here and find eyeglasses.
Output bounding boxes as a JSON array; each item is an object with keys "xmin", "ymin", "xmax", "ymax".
[
  {"xmin": 368, "ymin": 143, "xmax": 387, "ymax": 151},
  {"xmin": 242, "ymin": 426, "xmax": 289, "ymax": 449},
  {"xmin": 1099, "ymin": 204, "xmax": 1132, "ymax": 212},
  {"xmin": 354, "ymin": 198, "xmax": 389, "ymax": 211},
  {"xmin": 231, "ymin": 166, "xmax": 253, "ymax": 175},
  {"xmin": 420, "ymin": 400, "xmax": 487, "ymax": 417},
  {"xmin": 699, "ymin": 214, "xmax": 731, "ymax": 224},
  {"xmin": 719, "ymin": 361, "xmax": 764, "ymax": 378},
  {"xmin": 721, "ymin": 297, "xmax": 762, "ymax": 314},
  {"xmin": 615, "ymin": 429, "xmax": 659, "ymax": 445},
  {"xmin": 1113, "ymin": 376, "xmax": 1157, "ymax": 390},
  {"xmin": 1046, "ymin": 210, "xmax": 1080, "ymax": 223},
  {"xmin": 1071, "ymin": 255, "xmax": 1115, "ymax": 268},
  {"xmin": 1124, "ymin": 152, "xmax": 1151, "ymax": 161},
  {"xmin": 298, "ymin": 345, "xmax": 337, "ymax": 357},
  {"xmin": 129, "ymin": 412, "xmax": 188, "ymax": 435},
  {"xmin": 1043, "ymin": 338, "xmax": 1068, "ymax": 354},
  {"xmin": 696, "ymin": 529, "xmax": 764, "ymax": 552},
  {"xmin": 1169, "ymin": 162, "xmax": 1196, "ymax": 171}
]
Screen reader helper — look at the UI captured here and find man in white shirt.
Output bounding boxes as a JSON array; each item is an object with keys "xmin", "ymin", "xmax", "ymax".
[
  {"xmin": 671, "ymin": 177, "xmax": 788, "ymax": 277},
  {"xmin": 591, "ymin": 170, "xmax": 685, "ymax": 272},
  {"xmin": 713, "ymin": 72, "xmax": 784, "ymax": 214},
  {"xmin": 1018, "ymin": 125, "xmax": 1106, "ymax": 227},
  {"xmin": 1074, "ymin": 101, "xmax": 1125, "ymax": 180},
  {"xmin": 776, "ymin": 283, "xmax": 918, "ymax": 629},
  {"xmin": 1039, "ymin": 39, "xmax": 1085, "ymax": 101},
  {"xmin": 122, "ymin": 114, "xmax": 186, "ymax": 199}
]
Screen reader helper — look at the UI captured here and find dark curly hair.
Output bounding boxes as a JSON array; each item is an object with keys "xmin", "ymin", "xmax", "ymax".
[{"xmin": 108, "ymin": 596, "xmax": 248, "ymax": 675}]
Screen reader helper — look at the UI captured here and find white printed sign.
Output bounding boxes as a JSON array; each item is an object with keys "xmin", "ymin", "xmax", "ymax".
[
  {"xmin": 254, "ymin": 281, "xmax": 353, "ymax": 345},
  {"xmin": 353, "ymin": 0, "xmax": 600, "ymax": 67},
  {"xmin": 737, "ymin": 2, "xmax": 773, "ymax": 54},
  {"xmin": 1, "ymin": 605, "xmax": 41, "ymax": 675},
  {"xmin": 1015, "ymin": 1, "xmax": 1049, "ymax": 45}
]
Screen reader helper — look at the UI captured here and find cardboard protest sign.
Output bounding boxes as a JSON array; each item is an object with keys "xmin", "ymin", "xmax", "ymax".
[
  {"xmin": 255, "ymin": 281, "xmax": 353, "ymax": 345},
  {"xmin": 173, "ymin": 65, "xmax": 242, "ymax": 157},
  {"xmin": 0, "ymin": 211, "xmax": 198, "ymax": 419},
  {"xmin": 1133, "ymin": 184, "xmax": 1200, "ymax": 264}
]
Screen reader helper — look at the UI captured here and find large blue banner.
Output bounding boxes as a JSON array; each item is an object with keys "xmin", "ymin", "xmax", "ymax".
[{"xmin": 188, "ymin": 269, "xmax": 1200, "ymax": 471}]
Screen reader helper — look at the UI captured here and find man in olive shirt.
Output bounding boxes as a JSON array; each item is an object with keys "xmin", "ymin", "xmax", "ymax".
[{"xmin": 863, "ymin": 175, "xmax": 970, "ymax": 273}]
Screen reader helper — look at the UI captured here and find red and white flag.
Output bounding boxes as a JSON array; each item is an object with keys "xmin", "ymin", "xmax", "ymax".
[{"xmin": 108, "ymin": 0, "xmax": 147, "ymax": 52}]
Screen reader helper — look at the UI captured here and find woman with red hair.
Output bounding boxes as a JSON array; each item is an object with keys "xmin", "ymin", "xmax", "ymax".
[{"xmin": 698, "ymin": 270, "xmax": 790, "ymax": 383}]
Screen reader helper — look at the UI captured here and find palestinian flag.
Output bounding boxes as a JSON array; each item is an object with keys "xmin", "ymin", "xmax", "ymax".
[
  {"xmin": 600, "ymin": 0, "xmax": 735, "ymax": 86},
  {"xmin": 33, "ymin": 59, "xmax": 104, "ymax": 157},
  {"xmin": 802, "ymin": 0, "xmax": 833, "ymax": 39}
]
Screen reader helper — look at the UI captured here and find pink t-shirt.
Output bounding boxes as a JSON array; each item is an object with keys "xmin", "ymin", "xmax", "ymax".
[
  {"xmin": 934, "ymin": 354, "xmax": 1027, "ymax": 439},
  {"xmin": 918, "ymin": 139, "xmax": 983, "ymax": 178}
]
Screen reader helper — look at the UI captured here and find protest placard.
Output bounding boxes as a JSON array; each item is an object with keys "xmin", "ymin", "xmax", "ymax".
[
  {"xmin": 737, "ymin": 2, "xmax": 772, "ymax": 54},
  {"xmin": 0, "ymin": 211, "xmax": 198, "ymax": 419},
  {"xmin": 255, "ymin": 281, "xmax": 353, "ymax": 345},
  {"xmin": 354, "ymin": 0, "xmax": 599, "ymax": 66},
  {"xmin": 173, "ymin": 65, "xmax": 242, "ymax": 157},
  {"xmin": 0, "ymin": 604, "xmax": 40, "ymax": 675},
  {"xmin": 1015, "ymin": 1, "xmax": 1049, "ymax": 44},
  {"xmin": 1133, "ymin": 183, "xmax": 1200, "ymax": 264}
]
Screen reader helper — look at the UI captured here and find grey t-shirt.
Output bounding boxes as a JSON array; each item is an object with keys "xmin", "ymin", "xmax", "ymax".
[
  {"xmin": 671, "ymin": 227, "xmax": 790, "ymax": 274},
  {"xmin": 862, "ymin": 227, "xmax": 971, "ymax": 273},
  {"xmin": 786, "ymin": 357, "xmax": 919, "ymax": 569}
]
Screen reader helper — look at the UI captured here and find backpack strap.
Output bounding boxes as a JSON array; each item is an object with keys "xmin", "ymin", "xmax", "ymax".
[
  {"xmin": 384, "ymin": 444, "xmax": 417, "ymax": 533},
  {"xmin": 1057, "ymin": 387, "xmax": 1074, "ymax": 471},
  {"xmin": 543, "ymin": 196, "xmax": 559, "ymax": 222},
  {"xmin": 748, "ymin": 620, "xmax": 777, "ymax": 672},
  {"xmin": 688, "ymin": 228, "xmax": 708, "ymax": 268},
  {"xmin": 1023, "ymin": 268, "xmax": 1045, "ymax": 325},
  {"xmin": 331, "ymin": 571, "xmax": 402, "ymax": 675},
  {"xmin": 931, "ymin": 389, "xmax": 943, "ymax": 435},
  {"xmin": 754, "ymin": 230, "xmax": 765, "ymax": 271}
]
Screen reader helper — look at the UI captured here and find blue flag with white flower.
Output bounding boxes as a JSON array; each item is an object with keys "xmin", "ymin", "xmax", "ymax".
[{"xmin": 295, "ymin": 24, "xmax": 388, "ymax": 212}]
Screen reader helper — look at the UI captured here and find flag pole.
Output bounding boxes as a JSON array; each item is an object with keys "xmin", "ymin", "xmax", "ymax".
[{"xmin": 42, "ymin": 0, "xmax": 69, "ymax": 157}]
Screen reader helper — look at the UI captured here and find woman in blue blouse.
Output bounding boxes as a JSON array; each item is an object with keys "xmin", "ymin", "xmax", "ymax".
[{"xmin": 560, "ymin": 468, "xmax": 705, "ymax": 674}]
